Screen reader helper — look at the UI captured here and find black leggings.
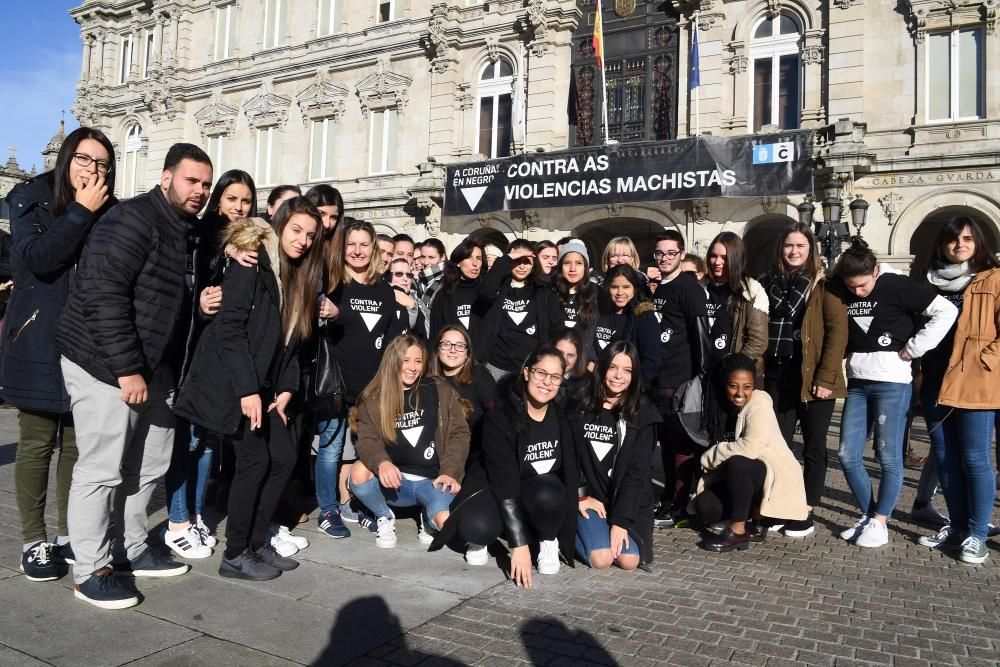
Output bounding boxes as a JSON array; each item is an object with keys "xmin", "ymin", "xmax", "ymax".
[
  {"xmin": 695, "ymin": 456, "xmax": 766, "ymax": 523},
  {"xmin": 224, "ymin": 411, "xmax": 297, "ymax": 559},
  {"xmin": 457, "ymin": 474, "xmax": 567, "ymax": 546}
]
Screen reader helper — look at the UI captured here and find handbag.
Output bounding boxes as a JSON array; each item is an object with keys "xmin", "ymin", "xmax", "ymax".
[{"xmin": 302, "ymin": 322, "xmax": 345, "ymax": 418}]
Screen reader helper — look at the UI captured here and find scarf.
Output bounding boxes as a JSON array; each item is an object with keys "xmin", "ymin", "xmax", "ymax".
[
  {"xmin": 761, "ymin": 268, "xmax": 811, "ymax": 359},
  {"xmin": 927, "ymin": 262, "xmax": 973, "ymax": 293}
]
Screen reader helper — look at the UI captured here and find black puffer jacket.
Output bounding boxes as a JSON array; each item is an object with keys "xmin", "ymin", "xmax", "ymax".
[
  {"xmin": 56, "ymin": 186, "xmax": 196, "ymax": 387},
  {"xmin": 570, "ymin": 397, "xmax": 661, "ymax": 565},
  {"xmin": 175, "ymin": 218, "xmax": 299, "ymax": 435},
  {"xmin": 0, "ymin": 175, "xmax": 116, "ymax": 412}
]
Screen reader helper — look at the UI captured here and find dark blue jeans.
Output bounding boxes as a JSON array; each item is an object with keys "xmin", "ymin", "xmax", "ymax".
[
  {"xmin": 931, "ymin": 407, "xmax": 997, "ymax": 540},
  {"xmin": 838, "ymin": 380, "xmax": 910, "ymax": 519},
  {"xmin": 165, "ymin": 423, "xmax": 213, "ymax": 523}
]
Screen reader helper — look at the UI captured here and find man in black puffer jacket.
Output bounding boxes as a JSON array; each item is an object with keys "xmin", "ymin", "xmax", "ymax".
[{"xmin": 56, "ymin": 144, "xmax": 213, "ymax": 610}]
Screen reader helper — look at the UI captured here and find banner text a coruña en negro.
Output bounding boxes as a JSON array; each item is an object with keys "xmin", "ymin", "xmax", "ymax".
[{"xmin": 443, "ymin": 131, "xmax": 814, "ymax": 216}]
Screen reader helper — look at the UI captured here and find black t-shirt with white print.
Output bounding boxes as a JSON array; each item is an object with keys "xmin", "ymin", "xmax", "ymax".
[
  {"xmin": 593, "ymin": 312, "xmax": 625, "ymax": 354},
  {"xmin": 452, "ymin": 279, "xmax": 479, "ymax": 331},
  {"xmin": 329, "ymin": 279, "xmax": 398, "ymax": 402},
  {"xmin": 522, "ymin": 407, "xmax": 561, "ymax": 478},
  {"xmin": 388, "ymin": 381, "xmax": 440, "ymax": 479},
  {"xmin": 562, "ymin": 292, "xmax": 581, "ymax": 329},
  {"xmin": 491, "ymin": 283, "xmax": 540, "ymax": 371},
  {"xmin": 845, "ymin": 273, "xmax": 934, "ymax": 354},
  {"xmin": 579, "ymin": 407, "xmax": 620, "ymax": 504},
  {"xmin": 652, "ymin": 271, "xmax": 706, "ymax": 390},
  {"xmin": 705, "ymin": 282, "xmax": 734, "ymax": 361}
]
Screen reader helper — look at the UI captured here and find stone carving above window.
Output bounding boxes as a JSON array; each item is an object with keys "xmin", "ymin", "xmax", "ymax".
[
  {"xmin": 356, "ymin": 57, "xmax": 412, "ymax": 118},
  {"xmin": 296, "ymin": 70, "xmax": 349, "ymax": 124},
  {"xmin": 904, "ymin": 0, "xmax": 997, "ymax": 42},
  {"xmin": 243, "ymin": 81, "xmax": 291, "ymax": 128},
  {"xmin": 195, "ymin": 93, "xmax": 239, "ymax": 136}
]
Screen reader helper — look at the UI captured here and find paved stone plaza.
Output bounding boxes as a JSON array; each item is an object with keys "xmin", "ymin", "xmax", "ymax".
[{"xmin": 0, "ymin": 406, "xmax": 996, "ymax": 666}]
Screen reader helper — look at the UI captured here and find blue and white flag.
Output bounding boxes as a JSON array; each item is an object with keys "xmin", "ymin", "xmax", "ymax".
[{"xmin": 689, "ymin": 21, "xmax": 701, "ymax": 89}]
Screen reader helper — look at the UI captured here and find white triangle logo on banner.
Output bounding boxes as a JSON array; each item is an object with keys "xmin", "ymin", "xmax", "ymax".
[
  {"xmin": 460, "ymin": 187, "xmax": 489, "ymax": 211},
  {"xmin": 508, "ymin": 311, "xmax": 527, "ymax": 325},
  {"xmin": 855, "ymin": 316, "xmax": 873, "ymax": 333},
  {"xmin": 589, "ymin": 439, "xmax": 614, "ymax": 461},
  {"xmin": 459, "ymin": 316, "xmax": 470, "ymax": 329},
  {"xmin": 531, "ymin": 459, "xmax": 556, "ymax": 475},
  {"xmin": 360, "ymin": 312, "xmax": 382, "ymax": 332},
  {"xmin": 401, "ymin": 426, "xmax": 424, "ymax": 447}
]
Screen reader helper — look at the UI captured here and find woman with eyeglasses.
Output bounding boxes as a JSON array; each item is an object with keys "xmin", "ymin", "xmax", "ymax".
[
  {"xmin": 349, "ymin": 335, "xmax": 470, "ymax": 549},
  {"xmin": 572, "ymin": 341, "xmax": 661, "ymax": 569},
  {"xmin": 429, "ymin": 238, "xmax": 488, "ymax": 340},
  {"xmin": 430, "ymin": 326, "xmax": 496, "ymax": 432},
  {"xmin": 477, "ymin": 239, "xmax": 563, "ymax": 382},
  {"xmin": 2, "ymin": 127, "xmax": 116, "ymax": 581},
  {"xmin": 593, "ymin": 265, "xmax": 661, "ymax": 391},
  {"xmin": 388, "ymin": 257, "xmax": 429, "ymax": 338}
]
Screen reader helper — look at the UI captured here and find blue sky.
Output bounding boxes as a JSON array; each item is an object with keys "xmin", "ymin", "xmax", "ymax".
[{"xmin": 0, "ymin": 3, "xmax": 81, "ymax": 173}]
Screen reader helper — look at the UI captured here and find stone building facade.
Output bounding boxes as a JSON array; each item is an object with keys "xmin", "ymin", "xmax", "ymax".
[{"xmin": 69, "ymin": 0, "xmax": 999, "ymax": 270}]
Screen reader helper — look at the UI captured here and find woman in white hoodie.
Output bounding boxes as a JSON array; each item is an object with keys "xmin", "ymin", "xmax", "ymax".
[{"xmin": 834, "ymin": 237, "xmax": 957, "ymax": 549}]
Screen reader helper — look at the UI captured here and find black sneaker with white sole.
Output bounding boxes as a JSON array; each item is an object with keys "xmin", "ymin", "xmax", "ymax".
[
  {"xmin": 52, "ymin": 542, "xmax": 76, "ymax": 565},
  {"xmin": 257, "ymin": 544, "xmax": 300, "ymax": 571},
  {"xmin": 117, "ymin": 548, "xmax": 190, "ymax": 577},
  {"xmin": 219, "ymin": 549, "xmax": 282, "ymax": 581},
  {"xmin": 781, "ymin": 517, "xmax": 815, "ymax": 537},
  {"xmin": 20, "ymin": 542, "xmax": 59, "ymax": 582},
  {"xmin": 75, "ymin": 567, "xmax": 139, "ymax": 610}
]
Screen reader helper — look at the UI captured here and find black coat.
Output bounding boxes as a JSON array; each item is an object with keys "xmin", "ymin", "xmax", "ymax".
[
  {"xmin": 428, "ymin": 277, "xmax": 489, "ymax": 340},
  {"xmin": 593, "ymin": 300, "xmax": 662, "ymax": 391},
  {"xmin": 175, "ymin": 220, "xmax": 298, "ymax": 436},
  {"xmin": 570, "ymin": 397, "xmax": 661, "ymax": 565},
  {"xmin": 0, "ymin": 176, "xmax": 115, "ymax": 412},
  {"xmin": 474, "ymin": 255, "xmax": 563, "ymax": 364},
  {"xmin": 56, "ymin": 186, "xmax": 196, "ymax": 388}
]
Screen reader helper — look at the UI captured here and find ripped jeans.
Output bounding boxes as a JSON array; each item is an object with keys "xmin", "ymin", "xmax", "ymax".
[{"xmin": 838, "ymin": 380, "xmax": 911, "ymax": 520}]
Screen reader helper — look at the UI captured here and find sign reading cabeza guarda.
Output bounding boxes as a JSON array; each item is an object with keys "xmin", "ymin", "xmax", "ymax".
[{"xmin": 444, "ymin": 131, "xmax": 814, "ymax": 216}]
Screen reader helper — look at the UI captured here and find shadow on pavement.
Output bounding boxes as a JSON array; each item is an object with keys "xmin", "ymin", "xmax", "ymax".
[
  {"xmin": 521, "ymin": 617, "xmax": 618, "ymax": 666},
  {"xmin": 314, "ymin": 596, "xmax": 442, "ymax": 667}
]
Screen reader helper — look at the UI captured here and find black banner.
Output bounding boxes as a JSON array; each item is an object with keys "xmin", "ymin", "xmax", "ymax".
[{"xmin": 444, "ymin": 131, "xmax": 814, "ymax": 216}]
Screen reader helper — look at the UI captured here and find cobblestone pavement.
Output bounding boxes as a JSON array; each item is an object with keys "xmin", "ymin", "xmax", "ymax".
[{"xmin": 0, "ymin": 406, "xmax": 997, "ymax": 666}]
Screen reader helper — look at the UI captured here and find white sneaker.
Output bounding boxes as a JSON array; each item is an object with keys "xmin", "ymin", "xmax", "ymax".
[
  {"xmin": 839, "ymin": 514, "xmax": 870, "ymax": 541},
  {"xmin": 417, "ymin": 515, "xmax": 436, "ymax": 545},
  {"xmin": 465, "ymin": 543, "xmax": 489, "ymax": 566},
  {"xmin": 375, "ymin": 516, "xmax": 397, "ymax": 548},
  {"xmin": 854, "ymin": 519, "xmax": 889, "ymax": 548},
  {"xmin": 194, "ymin": 517, "xmax": 217, "ymax": 548},
  {"xmin": 537, "ymin": 539, "xmax": 560, "ymax": 575},
  {"xmin": 274, "ymin": 524, "xmax": 309, "ymax": 550},
  {"xmin": 269, "ymin": 532, "xmax": 299, "ymax": 557},
  {"xmin": 163, "ymin": 526, "xmax": 212, "ymax": 559}
]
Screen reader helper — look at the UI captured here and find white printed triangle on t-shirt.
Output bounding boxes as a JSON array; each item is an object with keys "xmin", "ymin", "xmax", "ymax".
[
  {"xmin": 655, "ymin": 312, "xmax": 663, "ymax": 323},
  {"xmin": 598, "ymin": 339, "xmax": 609, "ymax": 349},
  {"xmin": 401, "ymin": 426, "xmax": 424, "ymax": 447},
  {"xmin": 530, "ymin": 459, "xmax": 556, "ymax": 475},
  {"xmin": 360, "ymin": 312, "xmax": 382, "ymax": 332},
  {"xmin": 459, "ymin": 316, "xmax": 470, "ymax": 328},
  {"xmin": 508, "ymin": 311, "xmax": 528, "ymax": 325},
  {"xmin": 854, "ymin": 316, "xmax": 873, "ymax": 333},
  {"xmin": 589, "ymin": 439, "xmax": 614, "ymax": 461},
  {"xmin": 564, "ymin": 320, "xmax": 576, "ymax": 328}
]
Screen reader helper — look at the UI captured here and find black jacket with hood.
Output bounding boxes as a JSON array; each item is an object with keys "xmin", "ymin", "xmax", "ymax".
[
  {"xmin": 570, "ymin": 396, "xmax": 661, "ymax": 565},
  {"xmin": 175, "ymin": 218, "xmax": 299, "ymax": 435}
]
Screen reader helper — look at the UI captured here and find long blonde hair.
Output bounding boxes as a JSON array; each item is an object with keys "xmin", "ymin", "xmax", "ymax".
[
  {"xmin": 326, "ymin": 218, "xmax": 382, "ymax": 289},
  {"xmin": 359, "ymin": 334, "xmax": 428, "ymax": 443}
]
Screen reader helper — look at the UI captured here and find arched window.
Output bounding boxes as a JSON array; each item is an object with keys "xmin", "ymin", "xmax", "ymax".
[
  {"xmin": 749, "ymin": 13, "xmax": 801, "ymax": 132},
  {"xmin": 121, "ymin": 124, "xmax": 142, "ymax": 198},
  {"xmin": 476, "ymin": 59, "xmax": 514, "ymax": 159}
]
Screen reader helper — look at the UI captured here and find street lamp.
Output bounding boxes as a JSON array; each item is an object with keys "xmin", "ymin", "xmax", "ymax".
[
  {"xmin": 811, "ymin": 178, "xmax": 869, "ymax": 266},
  {"xmin": 796, "ymin": 199, "xmax": 815, "ymax": 227}
]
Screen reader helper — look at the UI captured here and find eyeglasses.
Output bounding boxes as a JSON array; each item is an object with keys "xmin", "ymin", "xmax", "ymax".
[
  {"xmin": 653, "ymin": 250, "xmax": 682, "ymax": 260},
  {"xmin": 438, "ymin": 341, "xmax": 468, "ymax": 352},
  {"xmin": 72, "ymin": 153, "xmax": 113, "ymax": 175},
  {"xmin": 609, "ymin": 253, "xmax": 632, "ymax": 260},
  {"xmin": 528, "ymin": 367, "xmax": 564, "ymax": 386}
]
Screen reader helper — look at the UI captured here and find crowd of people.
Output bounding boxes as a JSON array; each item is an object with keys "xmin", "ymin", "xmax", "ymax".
[{"xmin": 2, "ymin": 129, "xmax": 998, "ymax": 610}]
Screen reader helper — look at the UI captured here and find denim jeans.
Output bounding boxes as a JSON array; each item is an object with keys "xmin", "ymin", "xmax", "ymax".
[
  {"xmin": 314, "ymin": 413, "xmax": 348, "ymax": 513},
  {"xmin": 838, "ymin": 380, "xmax": 911, "ymax": 519},
  {"xmin": 349, "ymin": 475, "xmax": 456, "ymax": 526},
  {"xmin": 165, "ymin": 423, "xmax": 214, "ymax": 523},
  {"xmin": 933, "ymin": 407, "xmax": 997, "ymax": 541},
  {"xmin": 575, "ymin": 509, "xmax": 639, "ymax": 566},
  {"xmin": 916, "ymin": 382, "xmax": 945, "ymax": 507}
]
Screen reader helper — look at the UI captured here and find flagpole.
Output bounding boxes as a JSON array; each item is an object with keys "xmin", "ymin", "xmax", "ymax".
[
  {"xmin": 597, "ymin": 3, "xmax": 610, "ymax": 145},
  {"xmin": 693, "ymin": 12, "xmax": 701, "ymax": 136}
]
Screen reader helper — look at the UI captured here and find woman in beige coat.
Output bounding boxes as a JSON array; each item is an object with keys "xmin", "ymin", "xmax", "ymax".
[{"xmin": 689, "ymin": 354, "xmax": 807, "ymax": 552}]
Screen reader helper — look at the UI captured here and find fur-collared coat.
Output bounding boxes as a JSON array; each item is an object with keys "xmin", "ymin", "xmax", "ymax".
[{"xmin": 175, "ymin": 218, "xmax": 299, "ymax": 435}]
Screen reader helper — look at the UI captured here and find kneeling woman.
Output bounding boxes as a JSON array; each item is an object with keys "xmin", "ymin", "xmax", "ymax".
[
  {"xmin": 573, "ymin": 342, "xmax": 661, "ymax": 570},
  {"xmin": 176, "ymin": 199, "xmax": 323, "ymax": 580},
  {"xmin": 690, "ymin": 354, "xmax": 808, "ymax": 552},
  {"xmin": 349, "ymin": 335, "xmax": 471, "ymax": 549}
]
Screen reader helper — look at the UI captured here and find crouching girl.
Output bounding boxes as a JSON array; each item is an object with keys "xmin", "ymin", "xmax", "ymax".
[
  {"xmin": 349, "ymin": 335, "xmax": 471, "ymax": 548},
  {"xmin": 690, "ymin": 354, "xmax": 808, "ymax": 552}
]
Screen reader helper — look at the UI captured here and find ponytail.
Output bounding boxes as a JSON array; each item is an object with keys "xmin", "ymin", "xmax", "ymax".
[{"xmin": 834, "ymin": 236, "xmax": 877, "ymax": 279}]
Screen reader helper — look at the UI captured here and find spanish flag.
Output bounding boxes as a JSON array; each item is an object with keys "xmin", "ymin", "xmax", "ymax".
[{"xmin": 593, "ymin": 2, "xmax": 605, "ymax": 68}]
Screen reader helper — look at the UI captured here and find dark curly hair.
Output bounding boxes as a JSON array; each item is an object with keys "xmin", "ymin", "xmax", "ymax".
[{"xmin": 702, "ymin": 353, "xmax": 758, "ymax": 445}]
